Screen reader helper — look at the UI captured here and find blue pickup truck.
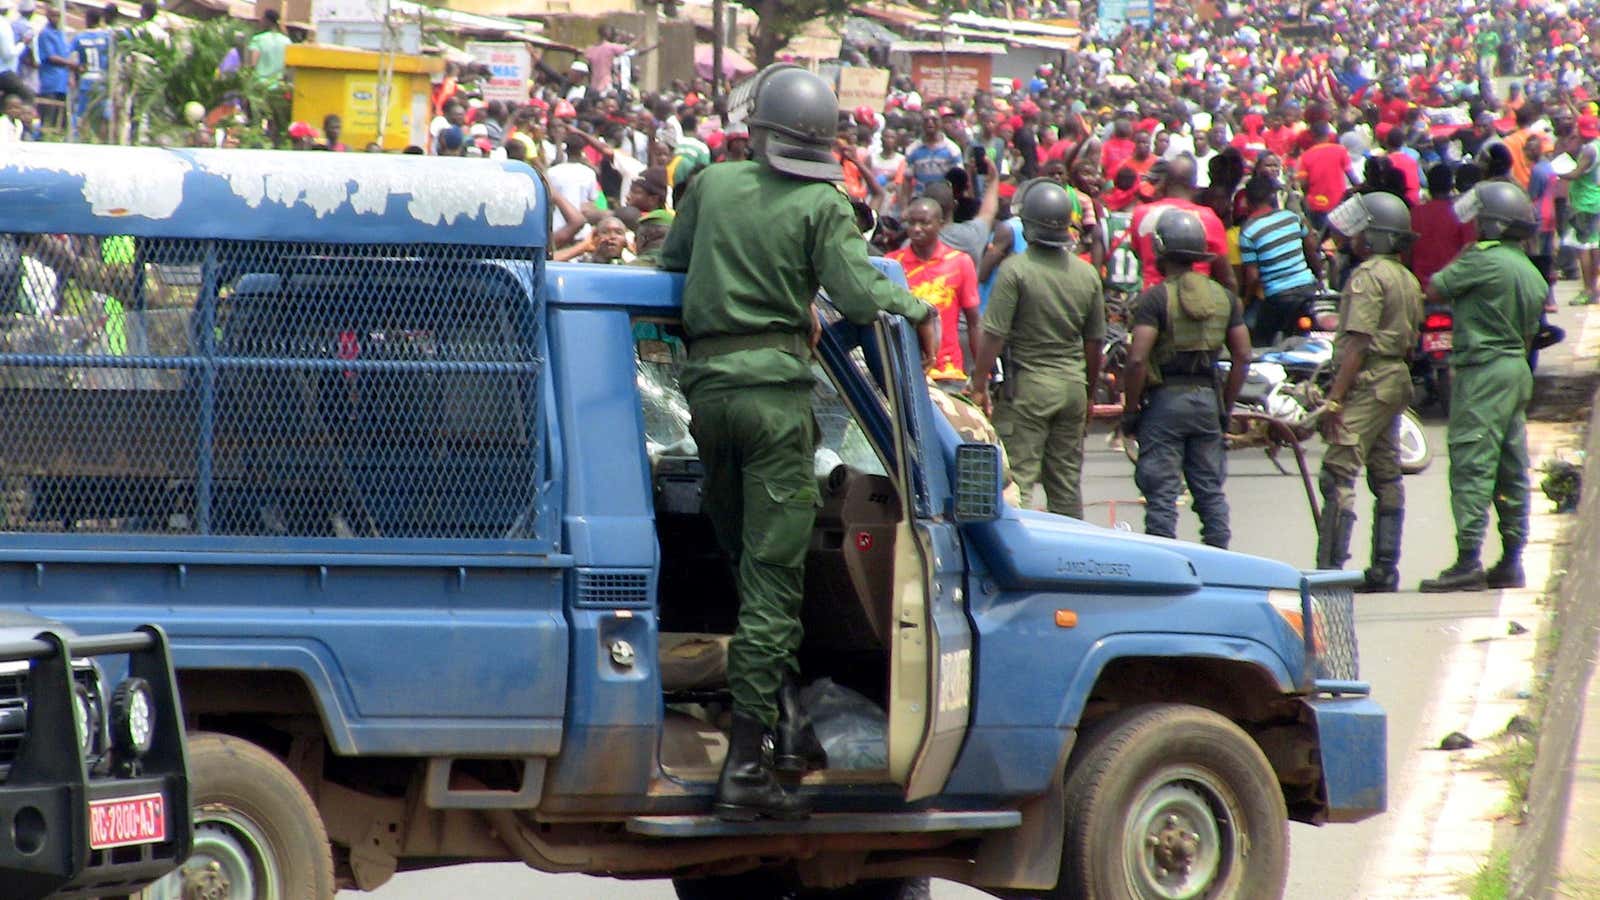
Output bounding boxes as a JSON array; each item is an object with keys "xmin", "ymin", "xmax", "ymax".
[{"xmin": 0, "ymin": 145, "xmax": 1383, "ymax": 899}]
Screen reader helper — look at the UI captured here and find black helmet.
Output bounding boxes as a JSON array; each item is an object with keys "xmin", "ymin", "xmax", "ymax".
[
  {"xmin": 735, "ymin": 64, "xmax": 842, "ymax": 182},
  {"xmin": 1017, "ymin": 179, "xmax": 1076, "ymax": 247},
  {"xmin": 1152, "ymin": 209, "xmax": 1212, "ymax": 263},
  {"xmin": 1328, "ymin": 191, "xmax": 1415, "ymax": 254},
  {"xmin": 1461, "ymin": 180, "xmax": 1537, "ymax": 241}
]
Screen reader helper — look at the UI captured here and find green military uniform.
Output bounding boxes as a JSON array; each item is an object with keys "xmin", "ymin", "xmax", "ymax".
[
  {"xmin": 659, "ymin": 161, "xmax": 930, "ymax": 729},
  {"xmin": 1429, "ymin": 241, "xmax": 1546, "ymax": 563},
  {"xmin": 1318, "ymin": 255, "xmax": 1423, "ymax": 569},
  {"xmin": 982, "ymin": 245, "xmax": 1105, "ymax": 518}
]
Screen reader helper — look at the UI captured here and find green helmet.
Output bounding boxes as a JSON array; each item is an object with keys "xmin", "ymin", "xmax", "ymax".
[
  {"xmin": 1017, "ymin": 179, "xmax": 1076, "ymax": 247},
  {"xmin": 1458, "ymin": 180, "xmax": 1537, "ymax": 241},
  {"xmin": 1152, "ymin": 209, "xmax": 1212, "ymax": 263},
  {"xmin": 734, "ymin": 64, "xmax": 842, "ymax": 182}
]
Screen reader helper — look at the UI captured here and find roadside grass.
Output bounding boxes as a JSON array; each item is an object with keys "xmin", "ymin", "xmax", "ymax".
[{"xmin": 1466, "ymin": 849, "xmax": 1511, "ymax": 900}]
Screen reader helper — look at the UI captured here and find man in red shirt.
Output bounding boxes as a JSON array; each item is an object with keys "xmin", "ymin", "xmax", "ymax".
[
  {"xmin": 888, "ymin": 198, "xmax": 982, "ymax": 385},
  {"xmin": 1410, "ymin": 164, "xmax": 1476, "ymax": 289},
  {"xmin": 1381, "ymin": 126, "xmax": 1422, "ymax": 205},
  {"xmin": 1101, "ymin": 118, "xmax": 1137, "ymax": 182},
  {"xmin": 1297, "ymin": 122, "xmax": 1357, "ymax": 229},
  {"xmin": 1129, "ymin": 156, "xmax": 1235, "ymax": 292}
]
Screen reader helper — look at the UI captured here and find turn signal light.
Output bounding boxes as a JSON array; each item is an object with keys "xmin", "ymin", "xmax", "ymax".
[{"xmin": 1055, "ymin": 610, "xmax": 1078, "ymax": 628}]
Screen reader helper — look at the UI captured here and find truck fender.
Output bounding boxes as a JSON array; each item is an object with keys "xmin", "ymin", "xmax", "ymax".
[
  {"xmin": 172, "ymin": 643, "xmax": 358, "ymax": 754},
  {"xmin": 1053, "ymin": 633, "xmax": 1298, "ymax": 733}
]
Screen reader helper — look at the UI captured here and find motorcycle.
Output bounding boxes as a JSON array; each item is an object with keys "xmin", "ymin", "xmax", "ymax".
[
  {"xmin": 1226, "ymin": 334, "xmax": 1434, "ymax": 476},
  {"xmin": 1412, "ymin": 305, "xmax": 1454, "ymax": 412}
]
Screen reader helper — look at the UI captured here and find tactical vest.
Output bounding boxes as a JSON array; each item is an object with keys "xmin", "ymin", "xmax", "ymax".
[{"xmin": 1149, "ymin": 272, "xmax": 1230, "ymax": 385}]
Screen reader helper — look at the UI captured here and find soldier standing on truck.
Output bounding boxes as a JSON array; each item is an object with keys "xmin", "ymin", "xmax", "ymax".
[
  {"xmin": 1316, "ymin": 191, "xmax": 1423, "ymax": 593},
  {"xmin": 1420, "ymin": 181, "xmax": 1547, "ymax": 593},
  {"xmin": 969, "ymin": 180, "xmax": 1105, "ymax": 519},
  {"xmin": 1120, "ymin": 210, "xmax": 1252, "ymax": 549},
  {"xmin": 660, "ymin": 63, "xmax": 938, "ymax": 822}
]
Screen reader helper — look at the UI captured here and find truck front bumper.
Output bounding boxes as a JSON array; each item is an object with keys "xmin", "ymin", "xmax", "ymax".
[
  {"xmin": 0, "ymin": 627, "xmax": 191, "ymax": 900},
  {"xmin": 1304, "ymin": 683, "xmax": 1387, "ymax": 824}
]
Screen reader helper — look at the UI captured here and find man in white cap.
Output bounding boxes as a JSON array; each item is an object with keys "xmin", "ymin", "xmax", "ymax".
[{"xmin": 565, "ymin": 59, "xmax": 589, "ymax": 103}]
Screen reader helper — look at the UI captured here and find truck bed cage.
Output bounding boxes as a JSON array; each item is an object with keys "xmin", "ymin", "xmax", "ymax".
[{"xmin": 0, "ymin": 235, "xmax": 553, "ymax": 550}]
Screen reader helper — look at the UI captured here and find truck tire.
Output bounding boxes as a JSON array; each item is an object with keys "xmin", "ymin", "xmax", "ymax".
[
  {"xmin": 138, "ymin": 731, "xmax": 335, "ymax": 900},
  {"xmin": 1055, "ymin": 704, "xmax": 1287, "ymax": 900},
  {"xmin": 674, "ymin": 874, "xmax": 929, "ymax": 899}
]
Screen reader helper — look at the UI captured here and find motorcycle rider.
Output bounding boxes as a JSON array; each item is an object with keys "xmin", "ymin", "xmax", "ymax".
[
  {"xmin": 1317, "ymin": 191, "xmax": 1424, "ymax": 591},
  {"xmin": 1420, "ymin": 181, "xmax": 1547, "ymax": 592},
  {"xmin": 1121, "ymin": 209, "xmax": 1253, "ymax": 548}
]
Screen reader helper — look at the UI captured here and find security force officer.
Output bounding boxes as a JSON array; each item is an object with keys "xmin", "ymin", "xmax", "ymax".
[
  {"xmin": 1121, "ymin": 210, "xmax": 1253, "ymax": 548},
  {"xmin": 660, "ymin": 64, "xmax": 937, "ymax": 820},
  {"xmin": 1318, "ymin": 191, "xmax": 1424, "ymax": 592},
  {"xmin": 1420, "ymin": 181, "xmax": 1547, "ymax": 592},
  {"xmin": 969, "ymin": 179, "xmax": 1106, "ymax": 518}
]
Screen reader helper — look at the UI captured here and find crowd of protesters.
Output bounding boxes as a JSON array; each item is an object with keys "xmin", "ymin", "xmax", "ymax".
[{"xmin": 11, "ymin": 0, "xmax": 1600, "ymax": 295}]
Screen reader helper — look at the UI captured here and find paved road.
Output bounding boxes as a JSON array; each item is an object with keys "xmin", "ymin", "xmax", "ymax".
[{"xmin": 351, "ymin": 411, "xmax": 1487, "ymax": 900}]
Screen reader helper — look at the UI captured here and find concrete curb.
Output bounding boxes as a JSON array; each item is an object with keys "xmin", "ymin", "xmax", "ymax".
[{"xmin": 1509, "ymin": 392, "xmax": 1600, "ymax": 898}]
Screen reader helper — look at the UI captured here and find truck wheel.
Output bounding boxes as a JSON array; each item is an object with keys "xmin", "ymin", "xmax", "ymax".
[
  {"xmin": 138, "ymin": 732, "xmax": 335, "ymax": 900},
  {"xmin": 674, "ymin": 874, "xmax": 929, "ymax": 899},
  {"xmin": 1056, "ymin": 705, "xmax": 1287, "ymax": 900}
]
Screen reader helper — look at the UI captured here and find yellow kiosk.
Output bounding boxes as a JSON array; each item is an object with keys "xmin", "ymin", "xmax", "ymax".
[{"xmin": 285, "ymin": 44, "xmax": 444, "ymax": 151}]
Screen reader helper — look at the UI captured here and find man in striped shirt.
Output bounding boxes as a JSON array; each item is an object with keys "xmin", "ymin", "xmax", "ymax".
[{"xmin": 1239, "ymin": 174, "xmax": 1324, "ymax": 346}]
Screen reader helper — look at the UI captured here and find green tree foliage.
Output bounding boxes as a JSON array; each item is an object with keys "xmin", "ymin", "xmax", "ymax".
[
  {"xmin": 120, "ymin": 19, "xmax": 289, "ymax": 146},
  {"xmin": 739, "ymin": 0, "xmax": 857, "ymax": 67}
]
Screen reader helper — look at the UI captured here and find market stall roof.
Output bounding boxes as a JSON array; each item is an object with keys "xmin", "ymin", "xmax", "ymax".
[
  {"xmin": 384, "ymin": 0, "xmax": 545, "ymax": 36},
  {"xmin": 910, "ymin": 22, "xmax": 1078, "ymax": 51},
  {"xmin": 946, "ymin": 11, "xmax": 1081, "ymax": 37},
  {"xmin": 694, "ymin": 44, "xmax": 757, "ymax": 80},
  {"xmin": 855, "ymin": 4, "xmax": 936, "ymax": 28},
  {"xmin": 887, "ymin": 40, "xmax": 1009, "ymax": 55},
  {"xmin": 844, "ymin": 15, "xmax": 902, "ymax": 47}
]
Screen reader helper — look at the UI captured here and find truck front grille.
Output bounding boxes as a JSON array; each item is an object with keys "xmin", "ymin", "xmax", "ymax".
[{"xmin": 1309, "ymin": 584, "xmax": 1359, "ymax": 681}]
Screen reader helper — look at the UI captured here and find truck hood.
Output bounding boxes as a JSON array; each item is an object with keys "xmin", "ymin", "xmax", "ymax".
[{"xmin": 972, "ymin": 510, "xmax": 1303, "ymax": 594}]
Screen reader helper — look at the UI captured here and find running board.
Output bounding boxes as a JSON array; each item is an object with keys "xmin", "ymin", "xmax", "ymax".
[{"xmin": 626, "ymin": 810, "xmax": 1021, "ymax": 837}]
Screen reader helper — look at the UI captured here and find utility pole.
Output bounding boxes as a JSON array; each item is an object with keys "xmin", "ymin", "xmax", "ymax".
[
  {"xmin": 711, "ymin": 0, "xmax": 724, "ymax": 112},
  {"xmin": 640, "ymin": 0, "xmax": 660, "ymax": 94}
]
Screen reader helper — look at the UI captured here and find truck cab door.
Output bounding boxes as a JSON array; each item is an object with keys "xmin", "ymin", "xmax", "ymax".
[{"xmin": 873, "ymin": 317, "xmax": 975, "ymax": 801}]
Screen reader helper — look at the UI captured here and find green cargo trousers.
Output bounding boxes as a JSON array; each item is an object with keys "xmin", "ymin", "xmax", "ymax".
[
  {"xmin": 686, "ymin": 384, "xmax": 819, "ymax": 729},
  {"xmin": 1447, "ymin": 355, "xmax": 1533, "ymax": 558},
  {"xmin": 993, "ymin": 369, "xmax": 1088, "ymax": 519},
  {"xmin": 1318, "ymin": 360, "xmax": 1410, "ymax": 567}
]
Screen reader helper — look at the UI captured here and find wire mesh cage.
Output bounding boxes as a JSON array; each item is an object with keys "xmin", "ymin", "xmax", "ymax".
[
  {"xmin": 1309, "ymin": 583, "xmax": 1360, "ymax": 682},
  {"xmin": 0, "ymin": 234, "xmax": 545, "ymax": 543}
]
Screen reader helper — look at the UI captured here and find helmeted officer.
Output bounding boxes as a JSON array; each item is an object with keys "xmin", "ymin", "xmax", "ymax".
[
  {"xmin": 1121, "ymin": 209, "xmax": 1253, "ymax": 547},
  {"xmin": 660, "ymin": 64, "xmax": 937, "ymax": 820},
  {"xmin": 970, "ymin": 179, "xmax": 1106, "ymax": 518},
  {"xmin": 1421, "ymin": 181, "xmax": 1547, "ymax": 592},
  {"xmin": 1317, "ymin": 191, "xmax": 1424, "ymax": 591}
]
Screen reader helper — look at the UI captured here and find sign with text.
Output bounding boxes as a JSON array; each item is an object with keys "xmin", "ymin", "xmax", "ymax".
[
  {"xmin": 909, "ymin": 54, "xmax": 992, "ymax": 101},
  {"xmin": 836, "ymin": 67, "xmax": 891, "ymax": 112},
  {"xmin": 467, "ymin": 41, "xmax": 531, "ymax": 105}
]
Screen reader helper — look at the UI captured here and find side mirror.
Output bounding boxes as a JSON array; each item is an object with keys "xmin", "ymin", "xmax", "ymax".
[{"xmin": 953, "ymin": 442, "xmax": 1003, "ymax": 523}]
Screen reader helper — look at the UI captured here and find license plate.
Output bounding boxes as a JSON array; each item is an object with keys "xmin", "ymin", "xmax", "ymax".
[
  {"xmin": 1422, "ymin": 332, "xmax": 1452, "ymax": 353},
  {"xmin": 89, "ymin": 792, "xmax": 167, "ymax": 849}
]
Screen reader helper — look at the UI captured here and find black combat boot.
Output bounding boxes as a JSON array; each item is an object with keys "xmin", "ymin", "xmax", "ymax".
[
  {"xmin": 1485, "ymin": 543, "xmax": 1526, "ymax": 589},
  {"xmin": 1419, "ymin": 553, "xmax": 1487, "ymax": 593},
  {"xmin": 714, "ymin": 713, "xmax": 811, "ymax": 822},
  {"xmin": 774, "ymin": 676, "xmax": 828, "ymax": 777},
  {"xmin": 1316, "ymin": 507, "xmax": 1356, "ymax": 571},
  {"xmin": 1357, "ymin": 508, "xmax": 1403, "ymax": 594}
]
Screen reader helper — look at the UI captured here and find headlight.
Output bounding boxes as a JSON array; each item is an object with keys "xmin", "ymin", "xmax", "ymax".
[
  {"xmin": 110, "ymin": 677, "xmax": 155, "ymax": 759},
  {"xmin": 71, "ymin": 685, "xmax": 95, "ymax": 757},
  {"xmin": 1268, "ymin": 589, "xmax": 1305, "ymax": 638}
]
